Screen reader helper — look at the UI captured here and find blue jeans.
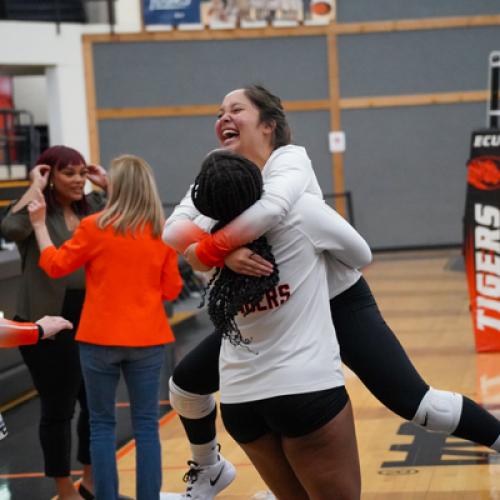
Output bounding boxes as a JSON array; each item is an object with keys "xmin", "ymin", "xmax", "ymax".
[{"xmin": 79, "ymin": 343, "xmax": 166, "ymax": 500}]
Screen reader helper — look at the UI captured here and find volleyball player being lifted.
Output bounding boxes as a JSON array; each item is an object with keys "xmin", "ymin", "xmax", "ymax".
[{"xmin": 162, "ymin": 84, "xmax": 500, "ymax": 499}]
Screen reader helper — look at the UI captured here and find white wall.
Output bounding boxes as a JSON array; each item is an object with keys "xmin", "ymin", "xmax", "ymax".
[
  {"xmin": 12, "ymin": 76, "xmax": 48, "ymax": 125},
  {"xmin": 115, "ymin": 0, "xmax": 143, "ymax": 31}
]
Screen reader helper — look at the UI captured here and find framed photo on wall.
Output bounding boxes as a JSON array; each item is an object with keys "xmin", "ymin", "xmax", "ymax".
[{"xmin": 143, "ymin": 0, "xmax": 201, "ymax": 26}]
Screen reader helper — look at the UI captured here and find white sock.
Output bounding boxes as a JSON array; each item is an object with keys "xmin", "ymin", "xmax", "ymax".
[
  {"xmin": 492, "ymin": 435, "xmax": 500, "ymax": 452},
  {"xmin": 190, "ymin": 438, "xmax": 219, "ymax": 466}
]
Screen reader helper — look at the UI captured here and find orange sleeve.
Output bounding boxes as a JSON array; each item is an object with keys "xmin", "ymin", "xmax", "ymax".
[
  {"xmin": 195, "ymin": 231, "xmax": 233, "ymax": 268},
  {"xmin": 39, "ymin": 218, "xmax": 94, "ymax": 278},
  {"xmin": 0, "ymin": 319, "xmax": 39, "ymax": 347},
  {"xmin": 162, "ymin": 218, "xmax": 211, "ymax": 254},
  {"xmin": 161, "ymin": 246, "xmax": 184, "ymax": 301}
]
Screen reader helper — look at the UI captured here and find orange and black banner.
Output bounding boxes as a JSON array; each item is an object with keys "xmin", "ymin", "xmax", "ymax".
[{"xmin": 463, "ymin": 129, "xmax": 500, "ymax": 352}]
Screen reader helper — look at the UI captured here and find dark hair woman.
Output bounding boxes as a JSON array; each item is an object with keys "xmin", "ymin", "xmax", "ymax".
[
  {"xmin": 192, "ymin": 150, "xmax": 279, "ymax": 348},
  {"xmin": 0, "ymin": 145, "xmax": 107, "ymax": 500}
]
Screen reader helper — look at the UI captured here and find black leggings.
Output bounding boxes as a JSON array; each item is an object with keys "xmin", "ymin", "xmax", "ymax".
[
  {"xmin": 173, "ymin": 277, "xmax": 426, "ymax": 416},
  {"xmin": 18, "ymin": 290, "xmax": 90, "ymax": 477},
  {"xmin": 331, "ymin": 276, "xmax": 427, "ymax": 419},
  {"xmin": 173, "ymin": 277, "xmax": 500, "ymax": 447}
]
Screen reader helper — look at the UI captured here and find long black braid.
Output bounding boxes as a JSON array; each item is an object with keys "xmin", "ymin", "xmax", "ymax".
[{"xmin": 192, "ymin": 150, "xmax": 280, "ymax": 348}]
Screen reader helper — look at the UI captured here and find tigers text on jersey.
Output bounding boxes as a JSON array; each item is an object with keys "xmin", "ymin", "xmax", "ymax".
[{"xmin": 219, "ymin": 193, "xmax": 368, "ymax": 404}]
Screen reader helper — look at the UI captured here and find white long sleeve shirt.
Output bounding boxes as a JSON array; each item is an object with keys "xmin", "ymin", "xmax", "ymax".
[
  {"xmin": 163, "ymin": 145, "xmax": 321, "ymax": 253},
  {"xmin": 163, "ymin": 144, "xmax": 371, "ymax": 298},
  {"xmin": 220, "ymin": 193, "xmax": 370, "ymax": 403}
]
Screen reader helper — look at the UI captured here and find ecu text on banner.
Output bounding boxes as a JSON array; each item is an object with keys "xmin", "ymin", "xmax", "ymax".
[{"xmin": 463, "ymin": 130, "xmax": 500, "ymax": 352}]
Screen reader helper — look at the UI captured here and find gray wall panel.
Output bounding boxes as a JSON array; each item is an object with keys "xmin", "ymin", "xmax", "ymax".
[
  {"xmin": 287, "ymin": 110, "xmax": 333, "ymax": 192},
  {"xmin": 98, "ymin": 111, "xmax": 333, "ymax": 207},
  {"xmin": 98, "ymin": 103, "xmax": 484, "ymax": 250},
  {"xmin": 93, "ymin": 13, "xmax": 497, "ymax": 250},
  {"xmin": 98, "ymin": 116, "xmax": 218, "ymax": 206},
  {"xmin": 342, "ymin": 102, "xmax": 484, "ymax": 249},
  {"xmin": 338, "ymin": 27, "xmax": 500, "ymax": 97},
  {"xmin": 93, "ymin": 37, "xmax": 328, "ymax": 108},
  {"xmin": 337, "ymin": 0, "xmax": 500, "ymax": 23}
]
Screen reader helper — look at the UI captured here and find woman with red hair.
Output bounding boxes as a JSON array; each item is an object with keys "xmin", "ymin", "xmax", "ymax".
[{"xmin": 1, "ymin": 145, "xmax": 108, "ymax": 500}]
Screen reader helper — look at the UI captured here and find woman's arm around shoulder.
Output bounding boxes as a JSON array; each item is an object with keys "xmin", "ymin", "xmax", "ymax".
[
  {"xmin": 297, "ymin": 194, "xmax": 372, "ymax": 269},
  {"xmin": 195, "ymin": 146, "xmax": 317, "ymax": 267},
  {"xmin": 162, "ymin": 185, "xmax": 212, "ymax": 254}
]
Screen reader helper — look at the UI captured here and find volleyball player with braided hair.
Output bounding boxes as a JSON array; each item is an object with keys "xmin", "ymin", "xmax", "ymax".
[
  {"xmin": 192, "ymin": 152, "xmax": 279, "ymax": 348},
  {"xmin": 188, "ymin": 149, "xmax": 364, "ymax": 499},
  {"xmin": 162, "ymin": 85, "xmax": 500, "ymax": 499}
]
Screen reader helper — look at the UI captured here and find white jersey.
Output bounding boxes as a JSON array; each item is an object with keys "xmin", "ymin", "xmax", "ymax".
[
  {"xmin": 164, "ymin": 145, "xmax": 322, "ymax": 244},
  {"xmin": 219, "ymin": 193, "xmax": 370, "ymax": 403},
  {"xmin": 163, "ymin": 145, "xmax": 371, "ymax": 298}
]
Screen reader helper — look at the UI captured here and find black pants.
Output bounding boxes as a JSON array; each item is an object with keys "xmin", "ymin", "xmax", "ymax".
[
  {"xmin": 173, "ymin": 276, "xmax": 500, "ymax": 448},
  {"xmin": 331, "ymin": 276, "xmax": 428, "ymax": 419},
  {"xmin": 18, "ymin": 290, "xmax": 90, "ymax": 477},
  {"xmin": 173, "ymin": 277, "xmax": 427, "ymax": 418}
]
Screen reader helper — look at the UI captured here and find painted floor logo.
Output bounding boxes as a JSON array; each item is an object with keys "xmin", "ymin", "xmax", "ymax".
[{"xmin": 381, "ymin": 423, "xmax": 498, "ymax": 468}]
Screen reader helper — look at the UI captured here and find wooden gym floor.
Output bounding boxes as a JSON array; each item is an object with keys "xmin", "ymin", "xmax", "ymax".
[{"xmin": 1, "ymin": 248, "xmax": 499, "ymax": 499}]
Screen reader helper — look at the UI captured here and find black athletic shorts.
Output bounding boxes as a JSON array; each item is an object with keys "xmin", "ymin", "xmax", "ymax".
[{"xmin": 220, "ymin": 386, "xmax": 349, "ymax": 444}]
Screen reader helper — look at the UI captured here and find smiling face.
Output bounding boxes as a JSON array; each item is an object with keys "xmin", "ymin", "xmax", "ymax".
[
  {"xmin": 214, "ymin": 89, "xmax": 274, "ymax": 168},
  {"xmin": 51, "ymin": 163, "xmax": 88, "ymax": 205}
]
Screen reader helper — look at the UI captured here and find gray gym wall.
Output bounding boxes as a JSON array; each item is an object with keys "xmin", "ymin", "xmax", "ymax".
[
  {"xmin": 91, "ymin": 0, "xmax": 500, "ymax": 249},
  {"xmin": 338, "ymin": 22, "xmax": 498, "ymax": 249},
  {"xmin": 336, "ymin": 0, "xmax": 500, "ymax": 23},
  {"xmin": 93, "ymin": 35, "xmax": 332, "ymax": 214}
]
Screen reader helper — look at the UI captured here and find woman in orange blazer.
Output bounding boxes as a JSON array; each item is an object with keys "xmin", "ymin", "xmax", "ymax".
[{"xmin": 28, "ymin": 154, "xmax": 183, "ymax": 500}]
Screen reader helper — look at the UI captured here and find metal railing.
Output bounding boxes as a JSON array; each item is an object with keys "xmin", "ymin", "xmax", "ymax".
[{"xmin": 0, "ymin": 108, "xmax": 39, "ymax": 181}]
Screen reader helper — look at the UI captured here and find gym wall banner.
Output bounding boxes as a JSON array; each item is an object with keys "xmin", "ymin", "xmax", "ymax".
[
  {"xmin": 143, "ymin": 0, "xmax": 201, "ymax": 26},
  {"xmin": 463, "ymin": 130, "xmax": 500, "ymax": 352}
]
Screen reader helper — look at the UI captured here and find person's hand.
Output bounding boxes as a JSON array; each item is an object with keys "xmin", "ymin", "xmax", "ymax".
[
  {"xmin": 184, "ymin": 243, "xmax": 212, "ymax": 272},
  {"xmin": 29, "ymin": 164, "xmax": 51, "ymax": 190},
  {"xmin": 27, "ymin": 189, "xmax": 47, "ymax": 228},
  {"xmin": 87, "ymin": 164, "xmax": 108, "ymax": 190},
  {"xmin": 224, "ymin": 247, "xmax": 274, "ymax": 276},
  {"xmin": 36, "ymin": 316, "xmax": 73, "ymax": 339}
]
